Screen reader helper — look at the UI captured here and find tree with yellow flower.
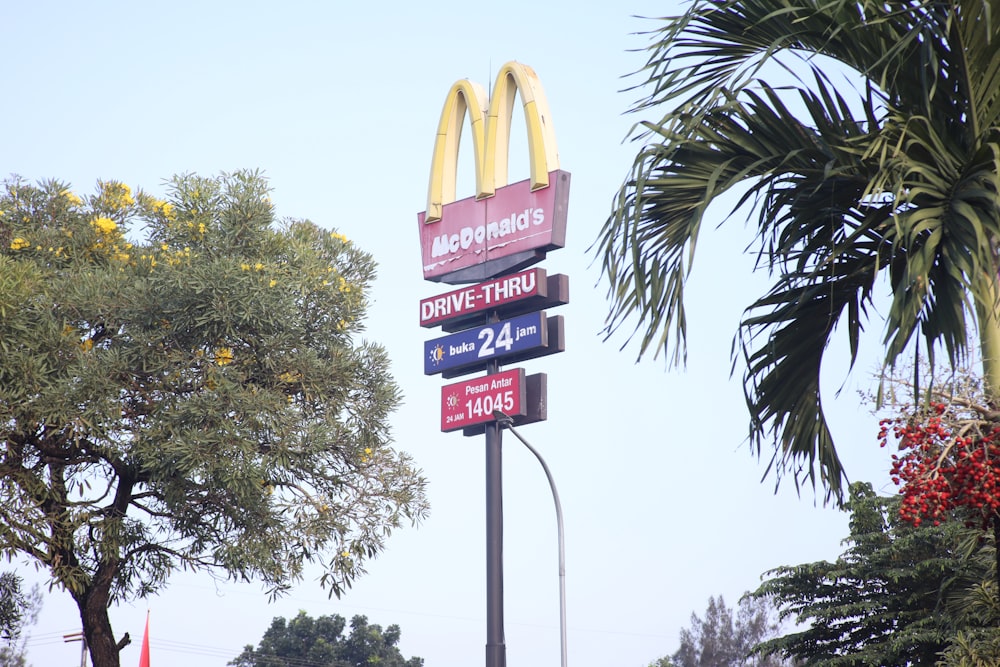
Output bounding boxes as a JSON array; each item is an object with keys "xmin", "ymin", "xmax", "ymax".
[{"xmin": 0, "ymin": 171, "xmax": 427, "ymax": 667}]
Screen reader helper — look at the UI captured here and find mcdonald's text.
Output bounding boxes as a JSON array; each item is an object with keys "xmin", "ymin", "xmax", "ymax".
[
  {"xmin": 430, "ymin": 207, "xmax": 545, "ymax": 258},
  {"xmin": 418, "ymin": 170, "xmax": 569, "ymax": 283}
]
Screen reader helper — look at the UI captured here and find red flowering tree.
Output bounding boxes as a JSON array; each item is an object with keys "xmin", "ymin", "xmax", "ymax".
[{"xmin": 880, "ymin": 390, "xmax": 1000, "ymax": 587}]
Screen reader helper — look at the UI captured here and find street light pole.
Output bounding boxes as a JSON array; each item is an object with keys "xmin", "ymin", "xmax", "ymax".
[{"xmin": 494, "ymin": 411, "xmax": 567, "ymax": 667}]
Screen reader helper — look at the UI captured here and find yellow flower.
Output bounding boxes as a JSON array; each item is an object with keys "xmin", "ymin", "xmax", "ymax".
[
  {"xmin": 98, "ymin": 181, "xmax": 134, "ymax": 210},
  {"xmin": 214, "ymin": 347, "xmax": 234, "ymax": 366},
  {"xmin": 269, "ymin": 279, "xmax": 277, "ymax": 288},
  {"xmin": 60, "ymin": 190, "xmax": 83, "ymax": 207},
  {"xmin": 151, "ymin": 199, "xmax": 177, "ymax": 220},
  {"xmin": 79, "ymin": 338, "xmax": 94, "ymax": 352},
  {"xmin": 91, "ymin": 217, "xmax": 118, "ymax": 236},
  {"xmin": 9, "ymin": 237, "xmax": 29, "ymax": 251},
  {"xmin": 341, "ymin": 550, "xmax": 349, "ymax": 558},
  {"xmin": 329, "ymin": 231, "xmax": 349, "ymax": 243},
  {"xmin": 364, "ymin": 447, "xmax": 372, "ymax": 456},
  {"xmin": 278, "ymin": 370, "xmax": 300, "ymax": 384}
]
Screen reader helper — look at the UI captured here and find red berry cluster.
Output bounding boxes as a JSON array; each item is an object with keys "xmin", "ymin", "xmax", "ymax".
[{"xmin": 880, "ymin": 401, "xmax": 1000, "ymax": 528}]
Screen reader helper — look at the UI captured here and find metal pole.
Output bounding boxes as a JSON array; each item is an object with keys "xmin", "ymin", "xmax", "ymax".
[
  {"xmin": 485, "ymin": 353, "xmax": 506, "ymax": 667},
  {"xmin": 495, "ymin": 411, "xmax": 567, "ymax": 667}
]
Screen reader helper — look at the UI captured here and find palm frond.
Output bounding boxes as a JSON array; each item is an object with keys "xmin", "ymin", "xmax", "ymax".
[{"xmin": 600, "ymin": 0, "xmax": 1000, "ymax": 502}]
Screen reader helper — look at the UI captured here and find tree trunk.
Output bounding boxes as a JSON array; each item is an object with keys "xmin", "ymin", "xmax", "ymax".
[
  {"xmin": 994, "ymin": 514, "xmax": 1000, "ymax": 618},
  {"xmin": 975, "ymin": 255, "xmax": 1000, "ymax": 392},
  {"xmin": 72, "ymin": 460, "xmax": 135, "ymax": 666},
  {"xmin": 979, "ymin": 270, "xmax": 1000, "ymax": 618},
  {"xmin": 74, "ymin": 560, "xmax": 125, "ymax": 667}
]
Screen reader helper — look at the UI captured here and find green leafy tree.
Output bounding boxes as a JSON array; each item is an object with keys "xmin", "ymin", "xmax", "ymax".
[
  {"xmin": 0, "ymin": 172, "xmax": 429, "ymax": 667},
  {"xmin": 653, "ymin": 594, "xmax": 793, "ymax": 667},
  {"xmin": 752, "ymin": 482, "xmax": 990, "ymax": 665},
  {"xmin": 595, "ymin": 0, "xmax": 1000, "ymax": 502},
  {"xmin": 0, "ymin": 571, "xmax": 41, "ymax": 667},
  {"xmin": 0, "ymin": 573, "xmax": 27, "ymax": 643},
  {"xmin": 229, "ymin": 611, "xmax": 423, "ymax": 667}
]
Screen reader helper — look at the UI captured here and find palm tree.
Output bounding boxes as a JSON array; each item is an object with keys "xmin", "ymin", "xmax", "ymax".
[{"xmin": 595, "ymin": 0, "xmax": 1000, "ymax": 502}]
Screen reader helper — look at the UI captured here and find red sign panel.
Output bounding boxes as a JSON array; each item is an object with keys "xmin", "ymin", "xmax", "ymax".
[
  {"xmin": 419, "ymin": 268, "xmax": 544, "ymax": 328},
  {"xmin": 440, "ymin": 368, "xmax": 526, "ymax": 432},
  {"xmin": 417, "ymin": 171, "xmax": 570, "ymax": 284}
]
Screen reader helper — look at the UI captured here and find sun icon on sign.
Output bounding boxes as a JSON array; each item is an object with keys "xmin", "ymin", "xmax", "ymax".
[
  {"xmin": 428, "ymin": 344, "xmax": 445, "ymax": 366},
  {"xmin": 445, "ymin": 392, "xmax": 459, "ymax": 408}
]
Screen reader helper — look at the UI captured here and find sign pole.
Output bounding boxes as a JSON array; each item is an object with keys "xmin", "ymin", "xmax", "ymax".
[{"xmin": 484, "ymin": 344, "xmax": 506, "ymax": 667}]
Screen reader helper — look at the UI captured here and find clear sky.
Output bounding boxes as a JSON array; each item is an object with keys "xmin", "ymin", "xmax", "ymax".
[{"xmin": 6, "ymin": 2, "xmax": 893, "ymax": 666}]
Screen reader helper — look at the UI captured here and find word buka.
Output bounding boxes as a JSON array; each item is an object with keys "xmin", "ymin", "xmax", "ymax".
[{"xmin": 424, "ymin": 311, "xmax": 547, "ymax": 375}]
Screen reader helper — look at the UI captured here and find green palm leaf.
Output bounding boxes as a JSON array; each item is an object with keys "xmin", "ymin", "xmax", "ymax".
[{"xmin": 597, "ymin": 0, "xmax": 1000, "ymax": 502}]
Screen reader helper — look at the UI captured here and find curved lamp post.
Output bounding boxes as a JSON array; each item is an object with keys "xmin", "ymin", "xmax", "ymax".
[{"xmin": 493, "ymin": 410, "xmax": 567, "ymax": 667}]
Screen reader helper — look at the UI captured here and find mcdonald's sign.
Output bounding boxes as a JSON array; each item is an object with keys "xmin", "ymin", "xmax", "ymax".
[{"xmin": 417, "ymin": 62, "xmax": 570, "ymax": 284}]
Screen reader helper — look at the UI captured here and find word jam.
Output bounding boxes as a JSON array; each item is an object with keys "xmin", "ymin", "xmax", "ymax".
[
  {"xmin": 430, "ymin": 207, "xmax": 546, "ymax": 259},
  {"xmin": 420, "ymin": 269, "xmax": 541, "ymax": 326},
  {"xmin": 440, "ymin": 369, "xmax": 525, "ymax": 431},
  {"xmin": 424, "ymin": 311, "xmax": 547, "ymax": 375}
]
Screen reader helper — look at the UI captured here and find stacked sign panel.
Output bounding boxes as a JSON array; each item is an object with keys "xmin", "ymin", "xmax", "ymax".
[{"xmin": 416, "ymin": 61, "xmax": 569, "ymax": 433}]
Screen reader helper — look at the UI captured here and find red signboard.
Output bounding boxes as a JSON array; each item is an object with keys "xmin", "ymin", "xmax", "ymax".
[
  {"xmin": 440, "ymin": 368, "xmax": 526, "ymax": 432},
  {"xmin": 419, "ymin": 268, "xmax": 544, "ymax": 327},
  {"xmin": 417, "ymin": 171, "xmax": 570, "ymax": 284}
]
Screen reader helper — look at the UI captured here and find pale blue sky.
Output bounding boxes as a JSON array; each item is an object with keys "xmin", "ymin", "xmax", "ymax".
[{"xmin": 6, "ymin": 2, "xmax": 892, "ymax": 666}]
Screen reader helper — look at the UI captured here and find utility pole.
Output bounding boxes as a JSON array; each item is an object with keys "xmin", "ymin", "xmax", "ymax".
[{"xmin": 63, "ymin": 631, "xmax": 87, "ymax": 667}]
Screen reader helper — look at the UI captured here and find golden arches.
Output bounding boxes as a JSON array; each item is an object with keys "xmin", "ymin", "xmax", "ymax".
[{"xmin": 425, "ymin": 62, "xmax": 560, "ymax": 223}]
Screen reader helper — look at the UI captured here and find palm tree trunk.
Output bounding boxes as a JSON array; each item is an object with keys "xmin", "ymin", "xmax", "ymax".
[
  {"xmin": 977, "ymin": 301, "xmax": 1000, "ymax": 407},
  {"xmin": 994, "ymin": 515, "xmax": 1000, "ymax": 619},
  {"xmin": 977, "ymin": 274, "xmax": 1000, "ymax": 612}
]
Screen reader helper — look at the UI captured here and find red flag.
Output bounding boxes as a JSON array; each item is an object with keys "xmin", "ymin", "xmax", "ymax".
[{"xmin": 138, "ymin": 611, "xmax": 150, "ymax": 667}]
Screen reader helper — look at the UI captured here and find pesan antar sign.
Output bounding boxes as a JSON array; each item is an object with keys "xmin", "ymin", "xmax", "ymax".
[{"xmin": 417, "ymin": 61, "xmax": 570, "ymax": 285}]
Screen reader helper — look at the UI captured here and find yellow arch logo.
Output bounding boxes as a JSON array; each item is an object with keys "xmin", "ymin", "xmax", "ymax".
[{"xmin": 425, "ymin": 61, "xmax": 560, "ymax": 223}]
